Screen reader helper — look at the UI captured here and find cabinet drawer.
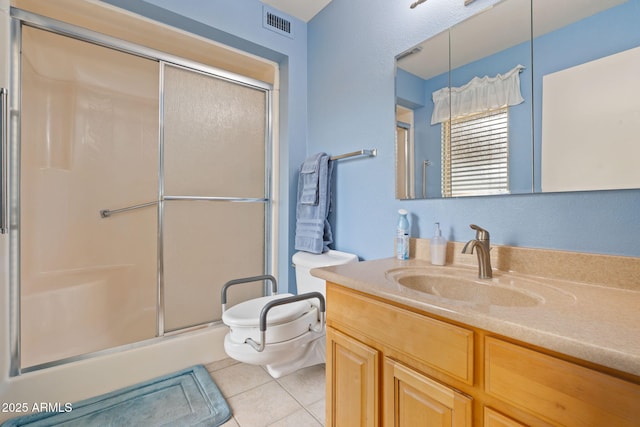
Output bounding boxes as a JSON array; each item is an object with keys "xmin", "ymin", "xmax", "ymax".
[
  {"xmin": 485, "ymin": 337, "xmax": 640, "ymax": 427},
  {"xmin": 327, "ymin": 284, "xmax": 473, "ymax": 384}
]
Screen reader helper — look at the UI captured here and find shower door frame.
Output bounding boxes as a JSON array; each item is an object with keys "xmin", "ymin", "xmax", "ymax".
[{"xmin": 8, "ymin": 9, "xmax": 275, "ymax": 376}]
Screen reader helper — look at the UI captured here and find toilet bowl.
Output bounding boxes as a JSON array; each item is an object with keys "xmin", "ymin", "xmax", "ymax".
[{"xmin": 221, "ymin": 250, "xmax": 358, "ymax": 378}]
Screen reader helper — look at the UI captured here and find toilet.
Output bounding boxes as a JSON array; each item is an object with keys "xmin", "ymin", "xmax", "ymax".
[{"xmin": 221, "ymin": 250, "xmax": 359, "ymax": 378}]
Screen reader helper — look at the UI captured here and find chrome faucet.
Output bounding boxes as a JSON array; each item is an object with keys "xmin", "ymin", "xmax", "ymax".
[{"xmin": 462, "ymin": 224, "xmax": 492, "ymax": 279}]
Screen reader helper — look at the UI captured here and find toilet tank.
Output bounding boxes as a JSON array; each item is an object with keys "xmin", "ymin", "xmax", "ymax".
[{"xmin": 292, "ymin": 250, "xmax": 359, "ymax": 295}]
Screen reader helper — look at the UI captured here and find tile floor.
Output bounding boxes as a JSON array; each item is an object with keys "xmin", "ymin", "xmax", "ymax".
[{"xmin": 205, "ymin": 358, "xmax": 326, "ymax": 427}]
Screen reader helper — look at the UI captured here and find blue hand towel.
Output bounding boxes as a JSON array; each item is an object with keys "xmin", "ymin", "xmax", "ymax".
[
  {"xmin": 299, "ymin": 152, "xmax": 324, "ymax": 205},
  {"xmin": 295, "ymin": 153, "xmax": 333, "ymax": 254}
]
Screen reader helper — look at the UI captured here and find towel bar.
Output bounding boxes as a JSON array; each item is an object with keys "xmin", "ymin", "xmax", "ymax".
[
  {"xmin": 330, "ymin": 148, "xmax": 377, "ymax": 161},
  {"xmin": 100, "ymin": 196, "xmax": 268, "ymax": 218}
]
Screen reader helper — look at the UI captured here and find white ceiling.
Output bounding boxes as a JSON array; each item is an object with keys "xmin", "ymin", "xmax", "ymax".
[{"xmin": 260, "ymin": 0, "xmax": 333, "ymax": 22}]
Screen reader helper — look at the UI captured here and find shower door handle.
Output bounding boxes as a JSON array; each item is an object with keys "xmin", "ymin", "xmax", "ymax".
[{"xmin": 0, "ymin": 87, "xmax": 8, "ymax": 234}]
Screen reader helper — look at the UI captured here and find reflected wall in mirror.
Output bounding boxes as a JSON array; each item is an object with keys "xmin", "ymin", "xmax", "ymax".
[
  {"xmin": 395, "ymin": 0, "xmax": 640, "ymax": 199},
  {"xmin": 533, "ymin": 0, "xmax": 640, "ymax": 193}
]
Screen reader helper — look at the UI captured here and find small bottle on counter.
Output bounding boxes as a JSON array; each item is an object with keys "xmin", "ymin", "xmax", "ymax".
[
  {"xmin": 430, "ymin": 222, "xmax": 447, "ymax": 265},
  {"xmin": 396, "ymin": 209, "xmax": 410, "ymax": 260}
]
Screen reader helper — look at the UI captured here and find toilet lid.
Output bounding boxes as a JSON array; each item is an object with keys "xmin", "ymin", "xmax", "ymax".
[{"xmin": 222, "ymin": 293, "xmax": 313, "ymax": 328}]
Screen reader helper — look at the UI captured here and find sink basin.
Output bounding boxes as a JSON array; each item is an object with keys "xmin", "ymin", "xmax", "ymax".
[{"xmin": 386, "ymin": 268, "xmax": 542, "ymax": 307}]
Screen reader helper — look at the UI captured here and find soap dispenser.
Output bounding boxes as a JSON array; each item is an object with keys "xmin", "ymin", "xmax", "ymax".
[{"xmin": 431, "ymin": 222, "xmax": 447, "ymax": 266}]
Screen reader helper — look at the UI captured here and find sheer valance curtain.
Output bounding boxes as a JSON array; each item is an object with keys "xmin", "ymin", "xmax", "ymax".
[{"xmin": 431, "ymin": 64, "xmax": 525, "ymax": 124}]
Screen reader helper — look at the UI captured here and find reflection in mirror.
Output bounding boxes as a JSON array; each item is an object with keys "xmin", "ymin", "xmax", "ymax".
[
  {"xmin": 396, "ymin": 0, "xmax": 533, "ymax": 199},
  {"xmin": 395, "ymin": 30, "xmax": 449, "ymax": 199},
  {"xmin": 533, "ymin": 0, "xmax": 640, "ymax": 192},
  {"xmin": 396, "ymin": 105, "xmax": 414, "ymax": 198},
  {"xmin": 395, "ymin": 0, "xmax": 640, "ymax": 199}
]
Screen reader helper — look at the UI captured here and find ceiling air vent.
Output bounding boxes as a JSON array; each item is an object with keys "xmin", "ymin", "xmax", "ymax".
[{"xmin": 263, "ymin": 6, "xmax": 294, "ymax": 39}]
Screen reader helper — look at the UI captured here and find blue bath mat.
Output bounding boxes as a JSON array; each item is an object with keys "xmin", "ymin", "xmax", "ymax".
[{"xmin": 1, "ymin": 365, "xmax": 231, "ymax": 426}]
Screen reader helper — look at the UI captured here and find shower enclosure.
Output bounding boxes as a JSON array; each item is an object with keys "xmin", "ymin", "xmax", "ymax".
[{"xmin": 10, "ymin": 11, "xmax": 273, "ymax": 372}]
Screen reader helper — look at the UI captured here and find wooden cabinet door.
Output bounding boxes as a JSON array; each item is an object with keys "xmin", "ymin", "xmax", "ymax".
[
  {"xmin": 384, "ymin": 358, "xmax": 472, "ymax": 427},
  {"xmin": 326, "ymin": 327, "xmax": 380, "ymax": 427}
]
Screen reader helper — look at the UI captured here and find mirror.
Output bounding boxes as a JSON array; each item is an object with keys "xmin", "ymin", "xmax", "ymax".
[{"xmin": 395, "ymin": 0, "xmax": 640, "ymax": 199}]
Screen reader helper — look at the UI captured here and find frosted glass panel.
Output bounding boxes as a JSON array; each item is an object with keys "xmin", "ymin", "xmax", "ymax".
[
  {"xmin": 162, "ymin": 64, "xmax": 269, "ymax": 332},
  {"xmin": 163, "ymin": 65, "xmax": 267, "ymax": 198},
  {"xmin": 20, "ymin": 27, "xmax": 159, "ymax": 367},
  {"xmin": 163, "ymin": 201, "xmax": 265, "ymax": 331}
]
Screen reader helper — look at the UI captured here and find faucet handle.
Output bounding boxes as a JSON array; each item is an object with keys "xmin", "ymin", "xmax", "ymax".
[{"xmin": 470, "ymin": 224, "xmax": 490, "ymax": 240}]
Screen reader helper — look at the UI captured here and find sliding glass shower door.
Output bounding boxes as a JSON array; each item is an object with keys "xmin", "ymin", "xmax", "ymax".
[{"xmin": 16, "ymin": 21, "xmax": 272, "ymax": 370}]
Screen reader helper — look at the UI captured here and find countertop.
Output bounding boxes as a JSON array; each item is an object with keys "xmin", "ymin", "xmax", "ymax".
[{"xmin": 311, "ymin": 257, "xmax": 640, "ymax": 377}]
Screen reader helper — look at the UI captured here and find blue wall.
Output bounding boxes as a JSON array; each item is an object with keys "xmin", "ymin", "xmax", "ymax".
[{"xmin": 309, "ymin": 0, "xmax": 640, "ymax": 260}]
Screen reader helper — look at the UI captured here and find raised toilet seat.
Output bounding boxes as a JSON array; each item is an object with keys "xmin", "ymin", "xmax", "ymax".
[
  {"xmin": 220, "ymin": 251, "xmax": 358, "ymax": 378},
  {"xmin": 222, "ymin": 293, "xmax": 320, "ymax": 347},
  {"xmin": 220, "ymin": 275, "xmax": 326, "ymax": 378}
]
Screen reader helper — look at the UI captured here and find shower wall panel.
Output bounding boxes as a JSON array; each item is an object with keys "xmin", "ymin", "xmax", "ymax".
[{"xmin": 20, "ymin": 27, "xmax": 159, "ymax": 367}]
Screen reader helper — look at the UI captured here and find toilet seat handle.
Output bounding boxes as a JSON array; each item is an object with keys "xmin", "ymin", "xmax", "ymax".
[
  {"xmin": 245, "ymin": 291, "xmax": 326, "ymax": 352},
  {"xmin": 221, "ymin": 274, "xmax": 278, "ymax": 313}
]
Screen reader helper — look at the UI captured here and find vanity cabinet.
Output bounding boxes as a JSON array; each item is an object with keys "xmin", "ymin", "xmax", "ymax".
[
  {"xmin": 325, "ymin": 282, "xmax": 640, "ymax": 427},
  {"xmin": 326, "ymin": 283, "xmax": 474, "ymax": 426}
]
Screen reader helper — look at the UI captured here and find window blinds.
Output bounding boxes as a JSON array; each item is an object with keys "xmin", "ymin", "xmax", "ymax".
[{"xmin": 442, "ymin": 107, "xmax": 510, "ymax": 197}]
